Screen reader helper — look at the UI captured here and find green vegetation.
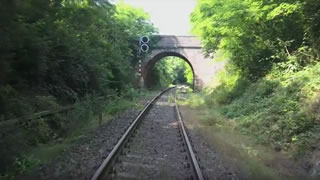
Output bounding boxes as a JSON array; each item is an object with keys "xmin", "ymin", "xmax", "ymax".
[
  {"xmin": 183, "ymin": 63, "xmax": 320, "ymax": 155},
  {"xmin": 189, "ymin": 0, "xmax": 320, "ymax": 158},
  {"xmin": 0, "ymin": 0, "xmax": 156, "ymax": 120},
  {"xmin": 178, "ymin": 104, "xmax": 307, "ymax": 179},
  {"xmin": 1, "ymin": 89, "xmax": 151, "ymax": 178},
  {"xmin": 0, "ymin": 0, "xmax": 157, "ymax": 177},
  {"xmin": 191, "ymin": 0, "xmax": 319, "ymax": 80},
  {"xmin": 149, "ymin": 56, "xmax": 194, "ymax": 89},
  {"xmin": 1, "ymin": 0, "xmax": 319, "ymax": 177}
]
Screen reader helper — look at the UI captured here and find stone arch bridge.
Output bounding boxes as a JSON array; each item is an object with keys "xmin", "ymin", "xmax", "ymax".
[{"xmin": 141, "ymin": 35, "xmax": 225, "ymax": 90}]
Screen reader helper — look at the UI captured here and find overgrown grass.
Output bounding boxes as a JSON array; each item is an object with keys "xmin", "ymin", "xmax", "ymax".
[
  {"xmin": 181, "ymin": 61, "xmax": 320, "ymax": 157},
  {"xmin": 177, "ymin": 105, "xmax": 303, "ymax": 179},
  {"xmin": 0, "ymin": 89, "xmax": 152, "ymax": 179}
]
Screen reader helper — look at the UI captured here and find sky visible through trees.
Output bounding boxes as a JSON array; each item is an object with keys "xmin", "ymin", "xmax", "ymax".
[
  {"xmin": 112, "ymin": 0, "xmax": 196, "ymax": 35},
  {"xmin": 1, "ymin": 0, "xmax": 320, "ymax": 178}
]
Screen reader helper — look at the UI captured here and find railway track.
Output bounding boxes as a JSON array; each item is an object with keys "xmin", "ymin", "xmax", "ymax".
[{"xmin": 90, "ymin": 87, "xmax": 204, "ymax": 180}]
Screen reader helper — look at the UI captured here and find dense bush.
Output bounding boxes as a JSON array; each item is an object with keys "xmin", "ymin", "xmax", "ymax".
[
  {"xmin": 191, "ymin": 0, "xmax": 320, "ymax": 156},
  {"xmin": 304, "ymin": 0, "xmax": 320, "ymax": 55},
  {"xmin": 0, "ymin": 0, "xmax": 156, "ymax": 176},
  {"xmin": 0, "ymin": 0, "xmax": 156, "ymax": 120},
  {"xmin": 188, "ymin": 62, "xmax": 320, "ymax": 156},
  {"xmin": 191, "ymin": 0, "xmax": 318, "ymax": 80},
  {"xmin": 220, "ymin": 63, "xmax": 320, "ymax": 153}
]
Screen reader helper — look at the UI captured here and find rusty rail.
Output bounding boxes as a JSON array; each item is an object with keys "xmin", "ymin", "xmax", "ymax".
[
  {"xmin": 90, "ymin": 87, "xmax": 204, "ymax": 180},
  {"xmin": 90, "ymin": 87, "xmax": 174, "ymax": 180},
  {"xmin": 175, "ymin": 91, "xmax": 204, "ymax": 180}
]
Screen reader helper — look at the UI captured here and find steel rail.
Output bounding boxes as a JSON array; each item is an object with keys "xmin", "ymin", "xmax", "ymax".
[
  {"xmin": 90, "ymin": 87, "xmax": 174, "ymax": 180},
  {"xmin": 175, "ymin": 92, "xmax": 204, "ymax": 180}
]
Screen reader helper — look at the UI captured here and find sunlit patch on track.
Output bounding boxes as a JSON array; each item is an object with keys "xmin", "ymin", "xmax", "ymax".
[{"xmin": 155, "ymin": 101, "xmax": 172, "ymax": 106}]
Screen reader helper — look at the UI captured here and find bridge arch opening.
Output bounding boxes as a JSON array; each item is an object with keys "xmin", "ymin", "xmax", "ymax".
[{"xmin": 143, "ymin": 51, "xmax": 195, "ymax": 90}]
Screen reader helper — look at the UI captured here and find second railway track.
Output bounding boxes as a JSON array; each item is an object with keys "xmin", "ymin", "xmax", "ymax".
[{"xmin": 90, "ymin": 87, "xmax": 204, "ymax": 180}]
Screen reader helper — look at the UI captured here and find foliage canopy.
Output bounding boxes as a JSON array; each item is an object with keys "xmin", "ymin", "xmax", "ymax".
[
  {"xmin": 0, "ymin": 0, "xmax": 156, "ymax": 119},
  {"xmin": 150, "ymin": 57, "xmax": 194, "ymax": 89},
  {"xmin": 190, "ymin": 0, "xmax": 320, "ymax": 157},
  {"xmin": 191, "ymin": 0, "xmax": 320, "ymax": 80}
]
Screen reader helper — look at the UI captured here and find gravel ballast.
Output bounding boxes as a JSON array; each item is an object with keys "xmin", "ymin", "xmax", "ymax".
[
  {"xmin": 21, "ymin": 90, "xmax": 240, "ymax": 180},
  {"xmin": 109, "ymin": 90, "xmax": 192, "ymax": 179},
  {"xmin": 21, "ymin": 95, "xmax": 154, "ymax": 180}
]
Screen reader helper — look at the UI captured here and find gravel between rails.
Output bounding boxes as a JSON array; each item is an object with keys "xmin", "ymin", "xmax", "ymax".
[
  {"xmin": 21, "ymin": 95, "xmax": 155, "ymax": 180},
  {"xmin": 107, "ymin": 90, "xmax": 192, "ymax": 179},
  {"xmin": 21, "ymin": 89, "xmax": 239, "ymax": 180}
]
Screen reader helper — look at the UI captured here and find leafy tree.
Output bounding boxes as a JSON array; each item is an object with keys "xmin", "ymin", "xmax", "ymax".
[
  {"xmin": 150, "ymin": 57, "xmax": 194, "ymax": 89},
  {"xmin": 304, "ymin": 0, "xmax": 320, "ymax": 56},
  {"xmin": 190, "ymin": 0, "xmax": 320, "ymax": 157},
  {"xmin": 0, "ymin": 0, "xmax": 156, "ymax": 118},
  {"xmin": 0, "ymin": 0, "xmax": 157, "ymax": 175},
  {"xmin": 191, "ymin": 0, "xmax": 307, "ymax": 80}
]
